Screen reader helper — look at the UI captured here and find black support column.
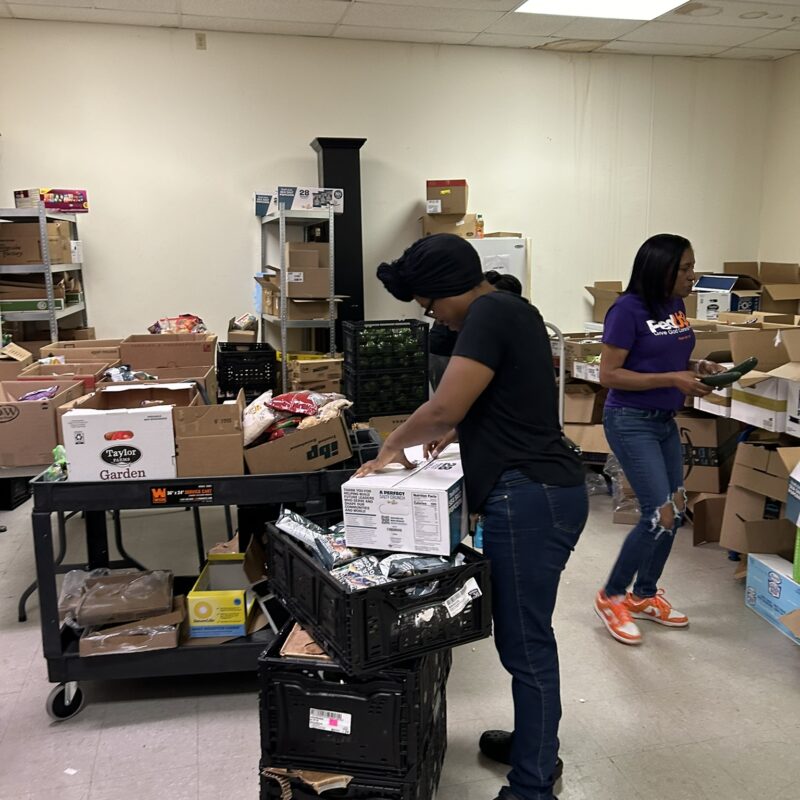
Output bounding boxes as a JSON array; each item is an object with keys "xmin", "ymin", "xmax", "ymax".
[{"xmin": 310, "ymin": 137, "xmax": 367, "ymax": 337}]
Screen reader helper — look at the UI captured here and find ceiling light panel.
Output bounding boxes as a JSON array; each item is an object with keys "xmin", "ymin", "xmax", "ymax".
[{"xmin": 514, "ymin": 1, "xmax": 683, "ymax": 21}]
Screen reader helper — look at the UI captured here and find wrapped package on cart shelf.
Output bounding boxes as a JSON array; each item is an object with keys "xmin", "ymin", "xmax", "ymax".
[
  {"xmin": 58, "ymin": 567, "xmax": 140, "ymax": 626},
  {"xmin": 75, "ymin": 570, "xmax": 174, "ymax": 627}
]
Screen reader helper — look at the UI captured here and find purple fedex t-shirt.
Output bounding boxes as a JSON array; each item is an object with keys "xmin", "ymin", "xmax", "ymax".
[{"xmin": 603, "ymin": 293, "xmax": 695, "ymax": 411}]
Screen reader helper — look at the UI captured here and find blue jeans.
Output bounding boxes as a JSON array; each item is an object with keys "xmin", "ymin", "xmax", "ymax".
[
  {"xmin": 482, "ymin": 470, "xmax": 588, "ymax": 800},
  {"xmin": 603, "ymin": 407, "xmax": 685, "ymax": 598}
]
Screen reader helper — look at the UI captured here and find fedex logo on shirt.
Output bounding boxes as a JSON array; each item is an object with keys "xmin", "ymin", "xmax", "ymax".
[{"xmin": 646, "ymin": 311, "xmax": 691, "ymax": 336}]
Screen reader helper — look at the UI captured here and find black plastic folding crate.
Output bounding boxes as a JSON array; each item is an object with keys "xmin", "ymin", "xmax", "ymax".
[
  {"xmin": 343, "ymin": 368, "xmax": 428, "ymax": 422},
  {"xmin": 216, "ymin": 342, "xmax": 277, "ymax": 392},
  {"xmin": 259, "ymin": 691, "xmax": 447, "ymax": 800},
  {"xmin": 0, "ymin": 476, "xmax": 31, "ymax": 510},
  {"xmin": 259, "ymin": 623, "xmax": 450, "ymax": 778},
  {"xmin": 264, "ymin": 522, "xmax": 492, "ymax": 675},
  {"xmin": 343, "ymin": 320, "xmax": 429, "ymax": 374}
]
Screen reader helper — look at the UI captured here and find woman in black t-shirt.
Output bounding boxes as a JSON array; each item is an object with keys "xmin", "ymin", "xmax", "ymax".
[{"xmin": 356, "ymin": 235, "xmax": 587, "ymax": 800}]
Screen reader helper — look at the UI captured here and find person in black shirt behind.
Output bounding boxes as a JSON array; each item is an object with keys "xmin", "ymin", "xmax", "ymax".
[
  {"xmin": 356, "ymin": 235, "xmax": 587, "ymax": 800},
  {"xmin": 429, "ymin": 270, "xmax": 523, "ymax": 390}
]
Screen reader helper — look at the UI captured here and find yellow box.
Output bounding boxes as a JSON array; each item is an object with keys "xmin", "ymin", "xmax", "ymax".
[{"xmin": 187, "ymin": 555, "xmax": 250, "ymax": 638}]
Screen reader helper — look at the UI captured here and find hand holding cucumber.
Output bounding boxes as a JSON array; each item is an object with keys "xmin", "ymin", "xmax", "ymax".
[{"xmin": 699, "ymin": 356, "xmax": 758, "ymax": 387}]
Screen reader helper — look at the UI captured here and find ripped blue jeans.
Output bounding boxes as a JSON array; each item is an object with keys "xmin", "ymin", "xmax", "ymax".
[{"xmin": 603, "ymin": 407, "xmax": 685, "ymax": 598}]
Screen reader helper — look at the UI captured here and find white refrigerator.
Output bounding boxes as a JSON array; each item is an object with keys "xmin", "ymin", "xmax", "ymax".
[{"xmin": 468, "ymin": 237, "xmax": 531, "ymax": 296}]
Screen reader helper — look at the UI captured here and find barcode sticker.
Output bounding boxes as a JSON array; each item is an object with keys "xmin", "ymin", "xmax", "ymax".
[
  {"xmin": 309, "ymin": 708, "xmax": 352, "ymax": 735},
  {"xmin": 288, "ymin": 271, "xmax": 304, "ymax": 283},
  {"xmin": 443, "ymin": 577, "xmax": 482, "ymax": 618},
  {"xmin": 426, "ymin": 200, "xmax": 442, "ymax": 214}
]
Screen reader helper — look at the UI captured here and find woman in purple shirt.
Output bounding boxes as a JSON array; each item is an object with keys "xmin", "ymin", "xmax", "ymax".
[{"xmin": 594, "ymin": 234, "xmax": 724, "ymax": 645}]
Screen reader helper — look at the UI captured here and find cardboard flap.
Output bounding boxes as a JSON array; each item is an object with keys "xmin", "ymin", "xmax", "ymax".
[
  {"xmin": 763, "ymin": 284, "xmax": 800, "ymax": 301},
  {"xmin": 780, "ymin": 609, "xmax": 800, "ymax": 637},
  {"xmin": 724, "ymin": 261, "xmax": 759, "ymax": 279},
  {"xmin": 729, "ymin": 329, "xmax": 788, "ymax": 372},
  {"xmin": 771, "ymin": 448, "xmax": 800, "ymax": 478},
  {"xmin": 778, "ymin": 327, "xmax": 800, "ymax": 362},
  {"xmin": 0, "ymin": 343, "xmax": 32, "ymax": 363},
  {"xmin": 769, "ymin": 362, "xmax": 800, "ymax": 382},
  {"xmin": 585, "ymin": 282, "xmax": 623, "ymax": 299},
  {"xmin": 760, "ymin": 262, "xmax": 800, "ymax": 284}
]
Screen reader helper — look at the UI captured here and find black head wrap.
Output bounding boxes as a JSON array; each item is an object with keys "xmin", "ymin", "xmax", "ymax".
[{"xmin": 376, "ymin": 234, "xmax": 483, "ymax": 302}]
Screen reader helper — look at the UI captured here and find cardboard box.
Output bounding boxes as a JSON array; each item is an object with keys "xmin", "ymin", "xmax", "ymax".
[
  {"xmin": 759, "ymin": 262, "xmax": 800, "ymax": 314},
  {"xmin": 723, "ymin": 261, "xmax": 760, "ymax": 279},
  {"xmin": 97, "ymin": 365, "xmax": 218, "ymax": 404},
  {"xmin": 62, "ymin": 384, "xmax": 199, "ymax": 482},
  {"xmin": 289, "ymin": 358, "xmax": 343, "ymax": 382},
  {"xmin": 245, "ymin": 414, "xmax": 351, "ymax": 475},
  {"xmin": 563, "ymin": 423, "xmax": 611, "ymax": 455},
  {"xmin": 585, "ymin": 281, "xmax": 624, "ymax": 324},
  {"xmin": 676, "ymin": 412, "xmax": 739, "ymax": 493},
  {"xmin": 290, "ymin": 378, "xmax": 341, "ymax": 394},
  {"xmin": 572, "ymin": 361, "xmax": 601, "ymax": 383},
  {"xmin": 119, "ymin": 334, "xmax": 217, "ymax": 369},
  {"xmin": 767, "ymin": 328, "xmax": 800, "ymax": 439},
  {"xmin": 0, "ymin": 221, "xmax": 72, "ymax": 265},
  {"xmin": 564, "ymin": 383, "xmax": 605, "ymax": 424},
  {"xmin": 368, "ymin": 415, "xmax": 411, "ymax": 442},
  {"xmin": 188, "ymin": 555, "xmax": 252, "ymax": 638},
  {"xmin": 227, "ymin": 330, "xmax": 257, "ymax": 344},
  {"xmin": 173, "ymin": 391, "xmax": 244, "ymax": 478},
  {"xmin": 564, "ymin": 335, "xmax": 603, "ymax": 372},
  {"xmin": 14, "ymin": 187, "xmax": 88, "ymax": 213},
  {"xmin": 686, "ymin": 274, "xmax": 761, "ymax": 320},
  {"xmin": 63, "ymin": 327, "xmax": 97, "ymax": 341},
  {"xmin": 426, "ymin": 179, "xmax": 468, "ymax": 215},
  {"xmin": 255, "ymin": 187, "xmax": 345, "ymax": 216},
  {"xmin": 75, "ymin": 570, "xmax": 173, "ymax": 627},
  {"xmin": 728, "ymin": 329, "xmax": 790, "ymax": 432},
  {"xmin": 745, "ymin": 554, "xmax": 800, "ymax": 645},
  {"xmin": 18, "ymin": 361, "xmax": 109, "ymax": 393},
  {"xmin": 687, "ymin": 492, "xmax": 726, "ymax": 546},
  {"xmin": 41, "ymin": 339, "xmax": 122, "ymax": 363},
  {"xmin": 341, "ymin": 447, "xmax": 467, "ymax": 556},
  {"xmin": 258, "ymin": 281, "xmax": 340, "ymax": 321},
  {"xmin": 79, "ymin": 597, "xmax": 186, "ymax": 657},
  {"xmin": 694, "ymin": 385, "xmax": 733, "ymax": 417},
  {"xmin": 720, "ymin": 440, "xmax": 800, "ymax": 555},
  {"xmin": 420, "ymin": 214, "xmax": 478, "ymax": 239},
  {"xmin": 0, "ymin": 380, "xmax": 84, "ymax": 467},
  {"xmin": 0, "ymin": 343, "xmax": 33, "ymax": 381},
  {"xmin": 262, "ymin": 269, "xmax": 332, "ymax": 299}
]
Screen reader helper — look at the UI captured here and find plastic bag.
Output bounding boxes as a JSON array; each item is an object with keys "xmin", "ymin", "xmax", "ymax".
[
  {"xmin": 58, "ymin": 567, "xmax": 140, "ymax": 626},
  {"xmin": 243, "ymin": 390, "xmax": 277, "ymax": 446},
  {"xmin": 378, "ymin": 554, "xmax": 450, "ymax": 579},
  {"xmin": 18, "ymin": 385, "xmax": 59, "ymax": 401},
  {"xmin": 269, "ymin": 391, "xmax": 345, "ymax": 416},
  {"xmin": 585, "ymin": 470, "xmax": 608, "ymax": 497},
  {"xmin": 604, "ymin": 455, "xmax": 641, "ymax": 517},
  {"xmin": 75, "ymin": 570, "xmax": 173, "ymax": 627},
  {"xmin": 297, "ymin": 398, "xmax": 353, "ymax": 429},
  {"xmin": 148, "ymin": 314, "xmax": 206, "ymax": 334},
  {"xmin": 330, "ymin": 556, "xmax": 392, "ymax": 592},
  {"xmin": 103, "ymin": 365, "xmax": 158, "ymax": 383}
]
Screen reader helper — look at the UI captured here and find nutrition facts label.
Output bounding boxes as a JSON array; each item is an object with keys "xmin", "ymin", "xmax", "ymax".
[{"xmin": 412, "ymin": 492, "xmax": 442, "ymax": 549}]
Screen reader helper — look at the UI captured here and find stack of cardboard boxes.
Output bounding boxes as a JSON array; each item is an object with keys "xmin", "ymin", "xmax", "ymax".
[
  {"xmin": 288, "ymin": 357, "xmax": 343, "ymax": 394},
  {"xmin": 420, "ymin": 179, "xmax": 482, "ymax": 239}
]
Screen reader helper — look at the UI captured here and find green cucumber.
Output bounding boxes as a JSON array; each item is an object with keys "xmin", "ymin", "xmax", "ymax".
[
  {"xmin": 730, "ymin": 356, "xmax": 758, "ymax": 377},
  {"xmin": 701, "ymin": 370, "xmax": 742, "ymax": 388}
]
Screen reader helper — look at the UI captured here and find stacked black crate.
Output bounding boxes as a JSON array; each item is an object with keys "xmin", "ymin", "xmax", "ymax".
[
  {"xmin": 259, "ymin": 519, "xmax": 493, "ymax": 800},
  {"xmin": 216, "ymin": 342, "xmax": 277, "ymax": 404},
  {"xmin": 343, "ymin": 321, "xmax": 429, "ymax": 421}
]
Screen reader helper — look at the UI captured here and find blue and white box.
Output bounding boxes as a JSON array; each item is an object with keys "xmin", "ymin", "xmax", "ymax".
[{"xmin": 745, "ymin": 553, "xmax": 800, "ymax": 645}]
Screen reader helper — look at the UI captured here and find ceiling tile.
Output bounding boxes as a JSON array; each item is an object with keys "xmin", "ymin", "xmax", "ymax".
[
  {"xmin": 97, "ymin": 1, "xmax": 179, "ymax": 12},
  {"xmin": 715, "ymin": 45, "xmax": 799, "ymax": 56},
  {"xmin": 658, "ymin": 1, "xmax": 800, "ymax": 29},
  {"xmin": 182, "ymin": 15, "xmax": 336, "ymax": 36},
  {"xmin": 341, "ymin": 2, "xmax": 504, "ymax": 32},
  {"xmin": 470, "ymin": 31, "xmax": 554, "ymax": 47},
  {"xmin": 8, "ymin": 0, "xmax": 93, "ymax": 7},
  {"xmin": 621, "ymin": 20, "xmax": 765, "ymax": 45},
  {"xmin": 8, "ymin": 4, "xmax": 178, "ymax": 25},
  {"xmin": 486, "ymin": 11, "xmax": 573, "ymax": 36},
  {"xmin": 182, "ymin": 0, "xmax": 349, "ymax": 25},
  {"xmin": 332, "ymin": 24, "xmax": 475, "ymax": 44},
  {"xmin": 354, "ymin": 0, "xmax": 520, "ymax": 10},
  {"xmin": 743, "ymin": 26, "xmax": 800, "ymax": 43},
  {"xmin": 598, "ymin": 40, "xmax": 729, "ymax": 56},
  {"xmin": 552, "ymin": 17, "xmax": 644, "ymax": 39}
]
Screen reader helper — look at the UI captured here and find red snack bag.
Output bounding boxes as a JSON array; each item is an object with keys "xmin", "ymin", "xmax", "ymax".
[{"xmin": 269, "ymin": 391, "xmax": 324, "ymax": 416}]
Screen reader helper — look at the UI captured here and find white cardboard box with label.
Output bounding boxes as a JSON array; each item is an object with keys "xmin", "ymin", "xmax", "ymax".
[{"xmin": 341, "ymin": 445, "xmax": 467, "ymax": 556}]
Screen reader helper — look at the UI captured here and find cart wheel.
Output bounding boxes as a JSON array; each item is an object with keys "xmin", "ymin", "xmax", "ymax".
[{"xmin": 45, "ymin": 683, "xmax": 85, "ymax": 721}]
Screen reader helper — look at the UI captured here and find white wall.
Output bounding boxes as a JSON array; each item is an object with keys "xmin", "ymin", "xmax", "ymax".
[
  {"xmin": 759, "ymin": 53, "xmax": 800, "ymax": 261},
  {"xmin": 0, "ymin": 19, "xmax": 772, "ymax": 338}
]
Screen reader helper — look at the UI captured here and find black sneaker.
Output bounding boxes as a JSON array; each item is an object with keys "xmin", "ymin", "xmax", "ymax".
[{"xmin": 479, "ymin": 730, "xmax": 563, "ymax": 780}]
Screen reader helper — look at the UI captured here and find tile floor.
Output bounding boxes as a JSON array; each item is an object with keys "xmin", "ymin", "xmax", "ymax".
[{"xmin": 0, "ymin": 495, "xmax": 798, "ymax": 800}]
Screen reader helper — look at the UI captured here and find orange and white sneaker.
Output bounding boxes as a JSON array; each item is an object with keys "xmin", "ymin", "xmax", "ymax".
[
  {"xmin": 624, "ymin": 589, "xmax": 689, "ymax": 627},
  {"xmin": 594, "ymin": 591, "xmax": 642, "ymax": 645}
]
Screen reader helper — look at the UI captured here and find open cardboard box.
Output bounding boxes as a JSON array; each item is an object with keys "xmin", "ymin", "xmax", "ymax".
[
  {"xmin": 0, "ymin": 379, "xmax": 84, "ymax": 467},
  {"xmin": 686, "ymin": 492, "xmax": 727, "ymax": 546},
  {"xmin": 0, "ymin": 343, "xmax": 33, "ymax": 380},
  {"xmin": 564, "ymin": 382, "xmax": 606, "ymax": 425},
  {"xmin": 18, "ymin": 361, "xmax": 110, "ymax": 393},
  {"xmin": 675, "ymin": 412, "xmax": 739, "ymax": 493},
  {"xmin": 97, "ymin": 365, "xmax": 218, "ymax": 404},
  {"xmin": 119, "ymin": 333, "xmax": 217, "ymax": 369},
  {"xmin": 758, "ymin": 262, "xmax": 800, "ymax": 314},
  {"xmin": 41, "ymin": 339, "xmax": 122, "ymax": 363},
  {"xmin": 585, "ymin": 281, "xmax": 623, "ymax": 324},
  {"xmin": 685, "ymin": 273, "xmax": 761, "ymax": 320}
]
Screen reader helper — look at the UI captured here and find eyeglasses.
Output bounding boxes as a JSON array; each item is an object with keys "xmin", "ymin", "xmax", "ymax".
[{"xmin": 423, "ymin": 298, "xmax": 436, "ymax": 318}]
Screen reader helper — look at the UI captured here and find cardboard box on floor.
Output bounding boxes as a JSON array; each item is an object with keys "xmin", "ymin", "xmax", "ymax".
[
  {"xmin": 728, "ymin": 329, "xmax": 790, "ymax": 432},
  {"xmin": 62, "ymin": 384, "xmax": 200, "ymax": 482},
  {"xmin": 585, "ymin": 282, "xmax": 623, "ymax": 324},
  {"xmin": 245, "ymin": 413, "xmax": 351, "ymax": 475},
  {"xmin": 119, "ymin": 334, "xmax": 217, "ymax": 369},
  {"xmin": 745, "ymin": 554, "xmax": 800, "ymax": 646},
  {"xmin": 675, "ymin": 412, "xmax": 739, "ymax": 493},
  {"xmin": 563, "ymin": 423, "xmax": 611, "ymax": 455},
  {"xmin": 0, "ymin": 221, "xmax": 72, "ymax": 265},
  {"xmin": 0, "ymin": 380, "xmax": 84, "ymax": 467},
  {"xmin": 97, "ymin": 365, "xmax": 219, "ymax": 405},
  {"xmin": 18, "ymin": 361, "xmax": 110, "ymax": 393},
  {"xmin": 426, "ymin": 179, "xmax": 468, "ymax": 215},
  {"xmin": 41, "ymin": 339, "xmax": 122, "ymax": 363},
  {"xmin": 720, "ymin": 439, "xmax": 800, "ymax": 556},
  {"xmin": 341, "ymin": 446, "xmax": 467, "ymax": 556},
  {"xmin": 687, "ymin": 493, "xmax": 727, "ymax": 546},
  {"xmin": 0, "ymin": 343, "xmax": 33, "ymax": 381},
  {"xmin": 420, "ymin": 214, "xmax": 478, "ymax": 239},
  {"xmin": 564, "ymin": 383, "xmax": 606, "ymax": 425}
]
